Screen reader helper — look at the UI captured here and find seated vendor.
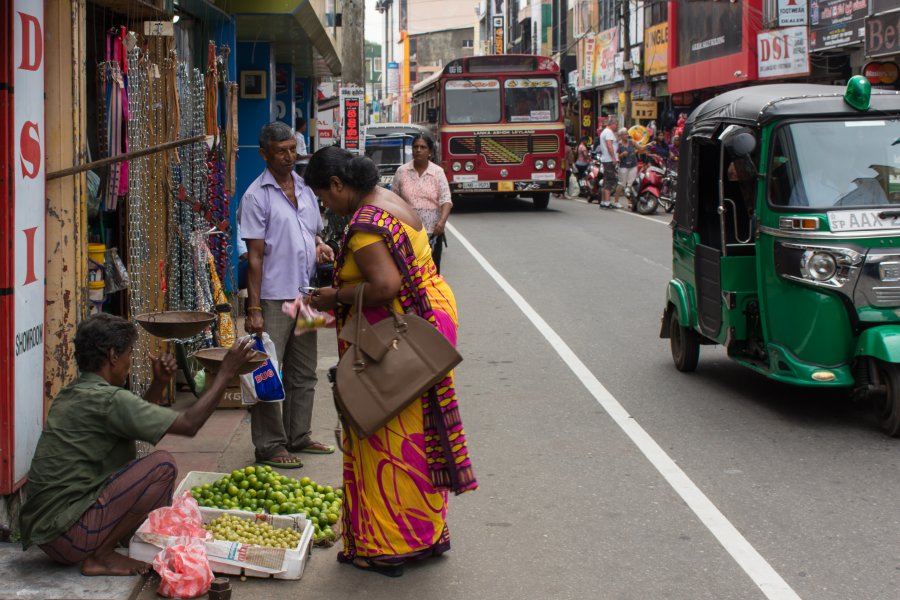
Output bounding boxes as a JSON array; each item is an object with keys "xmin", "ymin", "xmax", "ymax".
[{"xmin": 18, "ymin": 313, "xmax": 256, "ymax": 576}]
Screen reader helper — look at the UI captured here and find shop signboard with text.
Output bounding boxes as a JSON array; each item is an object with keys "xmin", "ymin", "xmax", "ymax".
[
  {"xmin": 676, "ymin": 0, "xmax": 743, "ymax": 66},
  {"xmin": 592, "ymin": 27, "xmax": 618, "ymax": 88},
  {"xmin": 582, "ymin": 34, "xmax": 595, "ymax": 88},
  {"xmin": 758, "ymin": 26, "xmax": 810, "ymax": 79},
  {"xmin": 777, "ymin": 0, "xmax": 807, "ymax": 27},
  {"xmin": 493, "ymin": 16, "xmax": 505, "ymax": 55},
  {"xmin": 1, "ymin": 0, "xmax": 45, "ymax": 495},
  {"xmin": 340, "ymin": 89, "xmax": 364, "ymax": 154},
  {"xmin": 809, "ymin": 0, "xmax": 867, "ymax": 51},
  {"xmin": 644, "ymin": 23, "xmax": 668, "ymax": 76},
  {"xmin": 866, "ymin": 12, "xmax": 900, "ymax": 58}
]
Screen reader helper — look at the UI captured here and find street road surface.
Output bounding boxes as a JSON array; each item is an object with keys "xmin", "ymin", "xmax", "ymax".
[{"xmin": 206, "ymin": 195, "xmax": 900, "ymax": 600}]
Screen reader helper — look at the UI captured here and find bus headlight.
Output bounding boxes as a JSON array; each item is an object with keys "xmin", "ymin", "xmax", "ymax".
[
  {"xmin": 451, "ymin": 162, "xmax": 462, "ymax": 172},
  {"xmin": 547, "ymin": 159, "xmax": 557, "ymax": 170},
  {"xmin": 464, "ymin": 161, "xmax": 475, "ymax": 171},
  {"xmin": 534, "ymin": 159, "xmax": 545, "ymax": 170},
  {"xmin": 803, "ymin": 251, "xmax": 837, "ymax": 282}
]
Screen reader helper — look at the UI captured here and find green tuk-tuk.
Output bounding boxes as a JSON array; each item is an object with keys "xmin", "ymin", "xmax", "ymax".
[{"xmin": 660, "ymin": 77, "xmax": 900, "ymax": 435}]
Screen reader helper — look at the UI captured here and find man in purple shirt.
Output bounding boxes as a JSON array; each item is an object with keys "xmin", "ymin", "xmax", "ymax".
[{"xmin": 240, "ymin": 121, "xmax": 336, "ymax": 467}]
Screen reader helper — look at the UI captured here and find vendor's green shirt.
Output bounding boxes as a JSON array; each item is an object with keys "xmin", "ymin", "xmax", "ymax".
[{"xmin": 19, "ymin": 372, "xmax": 177, "ymax": 548}]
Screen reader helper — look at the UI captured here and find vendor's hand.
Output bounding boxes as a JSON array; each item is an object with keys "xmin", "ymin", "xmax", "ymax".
[
  {"xmin": 310, "ymin": 287, "xmax": 338, "ymax": 311},
  {"xmin": 316, "ymin": 242, "xmax": 334, "ymax": 264},
  {"xmin": 433, "ymin": 221, "xmax": 446, "ymax": 237},
  {"xmin": 220, "ymin": 336, "xmax": 256, "ymax": 378},
  {"xmin": 246, "ymin": 311, "xmax": 265, "ymax": 336},
  {"xmin": 151, "ymin": 353, "xmax": 177, "ymax": 384}
]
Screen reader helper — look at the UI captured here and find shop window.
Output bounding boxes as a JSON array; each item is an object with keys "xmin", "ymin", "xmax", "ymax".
[{"xmin": 462, "ymin": 39, "xmax": 473, "ymax": 48}]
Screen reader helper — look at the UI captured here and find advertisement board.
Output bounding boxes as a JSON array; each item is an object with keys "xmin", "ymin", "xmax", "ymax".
[
  {"xmin": 758, "ymin": 26, "xmax": 810, "ymax": 79},
  {"xmin": 493, "ymin": 16, "xmax": 505, "ymax": 55},
  {"xmin": 778, "ymin": 0, "xmax": 807, "ymax": 27},
  {"xmin": 863, "ymin": 61, "xmax": 899, "ymax": 87},
  {"xmin": 809, "ymin": 0, "xmax": 867, "ymax": 51},
  {"xmin": 592, "ymin": 27, "xmax": 618, "ymax": 87},
  {"xmin": 1, "ymin": 0, "xmax": 45, "ymax": 494},
  {"xmin": 340, "ymin": 85, "xmax": 364, "ymax": 154},
  {"xmin": 644, "ymin": 23, "xmax": 668, "ymax": 76},
  {"xmin": 386, "ymin": 62, "xmax": 400, "ymax": 95},
  {"xmin": 676, "ymin": 0, "xmax": 743, "ymax": 66},
  {"xmin": 583, "ymin": 35, "xmax": 595, "ymax": 87},
  {"xmin": 866, "ymin": 13, "xmax": 900, "ymax": 58}
]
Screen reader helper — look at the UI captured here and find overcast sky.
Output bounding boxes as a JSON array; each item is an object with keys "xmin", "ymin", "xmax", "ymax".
[{"xmin": 365, "ymin": 0, "xmax": 385, "ymax": 44}]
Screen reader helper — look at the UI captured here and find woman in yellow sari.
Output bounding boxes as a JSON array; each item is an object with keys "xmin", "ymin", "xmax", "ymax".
[{"xmin": 306, "ymin": 147, "xmax": 477, "ymax": 577}]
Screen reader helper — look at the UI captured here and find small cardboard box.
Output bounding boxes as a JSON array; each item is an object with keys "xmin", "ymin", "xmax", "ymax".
[
  {"xmin": 129, "ymin": 507, "xmax": 313, "ymax": 580},
  {"xmin": 218, "ymin": 386, "xmax": 245, "ymax": 410}
]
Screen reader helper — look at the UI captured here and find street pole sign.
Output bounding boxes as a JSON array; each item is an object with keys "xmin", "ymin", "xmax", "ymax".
[
  {"xmin": 493, "ymin": 16, "xmax": 505, "ymax": 55},
  {"xmin": 340, "ymin": 84, "xmax": 365, "ymax": 154}
]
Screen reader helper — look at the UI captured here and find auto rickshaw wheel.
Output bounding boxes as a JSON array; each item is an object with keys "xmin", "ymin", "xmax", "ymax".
[
  {"xmin": 875, "ymin": 361, "xmax": 900, "ymax": 437},
  {"xmin": 669, "ymin": 309, "xmax": 699, "ymax": 372}
]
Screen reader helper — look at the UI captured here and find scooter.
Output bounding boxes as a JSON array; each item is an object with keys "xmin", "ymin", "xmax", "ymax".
[{"xmin": 632, "ymin": 154, "xmax": 676, "ymax": 215}]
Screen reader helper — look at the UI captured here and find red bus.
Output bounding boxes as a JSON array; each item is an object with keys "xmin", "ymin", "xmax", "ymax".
[{"xmin": 411, "ymin": 54, "xmax": 565, "ymax": 210}]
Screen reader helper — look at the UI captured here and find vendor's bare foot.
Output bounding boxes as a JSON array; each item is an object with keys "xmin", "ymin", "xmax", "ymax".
[{"xmin": 81, "ymin": 552, "xmax": 150, "ymax": 576}]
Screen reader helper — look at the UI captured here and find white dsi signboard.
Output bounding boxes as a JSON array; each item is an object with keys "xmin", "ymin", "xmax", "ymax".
[
  {"xmin": 778, "ymin": 0, "xmax": 807, "ymax": 27},
  {"xmin": 758, "ymin": 26, "xmax": 810, "ymax": 80},
  {"xmin": 13, "ymin": 0, "xmax": 45, "ymax": 486}
]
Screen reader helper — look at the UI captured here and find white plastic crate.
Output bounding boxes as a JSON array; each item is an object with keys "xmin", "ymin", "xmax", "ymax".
[{"xmin": 129, "ymin": 507, "xmax": 314, "ymax": 580}]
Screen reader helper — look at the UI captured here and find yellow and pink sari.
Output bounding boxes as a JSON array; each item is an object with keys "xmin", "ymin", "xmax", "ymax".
[{"xmin": 333, "ymin": 204, "xmax": 477, "ymax": 564}]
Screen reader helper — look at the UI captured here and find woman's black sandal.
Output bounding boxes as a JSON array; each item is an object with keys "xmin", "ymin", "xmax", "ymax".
[{"xmin": 337, "ymin": 552, "xmax": 404, "ymax": 578}]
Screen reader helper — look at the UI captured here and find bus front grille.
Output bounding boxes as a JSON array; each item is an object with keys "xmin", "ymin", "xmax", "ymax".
[{"xmin": 448, "ymin": 134, "xmax": 559, "ymax": 165}]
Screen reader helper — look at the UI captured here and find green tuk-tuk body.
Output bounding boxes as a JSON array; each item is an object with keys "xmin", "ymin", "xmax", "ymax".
[{"xmin": 661, "ymin": 79, "xmax": 900, "ymax": 435}]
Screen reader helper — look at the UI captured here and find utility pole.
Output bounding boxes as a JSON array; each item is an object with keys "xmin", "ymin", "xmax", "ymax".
[
  {"xmin": 342, "ymin": 0, "xmax": 365, "ymax": 89},
  {"xmin": 620, "ymin": 0, "xmax": 632, "ymax": 128}
]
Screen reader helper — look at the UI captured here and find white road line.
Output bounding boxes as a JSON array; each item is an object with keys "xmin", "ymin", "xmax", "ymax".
[
  {"xmin": 565, "ymin": 196, "xmax": 670, "ymax": 226},
  {"xmin": 446, "ymin": 223, "xmax": 802, "ymax": 600}
]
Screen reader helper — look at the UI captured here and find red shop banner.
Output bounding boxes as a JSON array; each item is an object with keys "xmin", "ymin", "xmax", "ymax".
[{"xmin": 342, "ymin": 96, "xmax": 361, "ymax": 152}]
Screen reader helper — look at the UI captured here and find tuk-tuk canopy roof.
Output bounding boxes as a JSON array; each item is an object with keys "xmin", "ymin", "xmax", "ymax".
[{"xmin": 686, "ymin": 84, "xmax": 900, "ymax": 139}]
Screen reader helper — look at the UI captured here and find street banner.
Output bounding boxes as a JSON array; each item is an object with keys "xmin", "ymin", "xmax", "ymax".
[
  {"xmin": 866, "ymin": 13, "xmax": 900, "ymax": 58},
  {"xmin": 758, "ymin": 27, "xmax": 810, "ymax": 80},
  {"xmin": 386, "ymin": 61, "xmax": 399, "ymax": 95},
  {"xmin": 809, "ymin": 0, "xmax": 867, "ymax": 51},
  {"xmin": 583, "ymin": 34, "xmax": 595, "ymax": 88},
  {"xmin": 592, "ymin": 27, "xmax": 618, "ymax": 87},
  {"xmin": 644, "ymin": 23, "xmax": 668, "ymax": 77},
  {"xmin": 778, "ymin": 0, "xmax": 807, "ymax": 27},
  {"xmin": 676, "ymin": 0, "xmax": 743, "ymax": 66}
]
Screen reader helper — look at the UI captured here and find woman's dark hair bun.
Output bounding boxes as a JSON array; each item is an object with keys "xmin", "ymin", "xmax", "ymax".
[{"xmin": 342, "ymin": 155, "xmax": 380, "ymax": 191}]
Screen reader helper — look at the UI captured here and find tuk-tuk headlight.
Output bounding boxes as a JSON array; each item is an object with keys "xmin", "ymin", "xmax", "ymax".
[
  {"xmin": 803, "ymin": 251, "xmax": 837, "ymax": 282},
  {"xmin": 451, "ymin": 162, "xmax": 462, "ymax": 172},
  {"xmin": 547, "ymin": 159, "xmax": 557, "ymax": 170},
  {"xmin": 464, "ymin": 161, "xmax": 475, "ymax": 171},
  {"xmin": 534, "ymin": 159, "xmax": 545, "ymax": 170}
]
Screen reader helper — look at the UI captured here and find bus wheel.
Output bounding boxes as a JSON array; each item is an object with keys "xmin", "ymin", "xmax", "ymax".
[
  {"xmin": 532, "ymin": 193, "xmax": 550, "ymax": 210},
  {"xmin": 669, "ymin": 309, "xmax": 699, "ymax": 372},
  {"xmin": 876, "ymin": 361, "xmax": 900, "ymax": 437}
]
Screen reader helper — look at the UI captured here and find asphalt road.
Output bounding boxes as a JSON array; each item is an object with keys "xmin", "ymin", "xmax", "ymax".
[{"xmin": 211, "ymin": 195, "xmax": 900, "ymax": 600}]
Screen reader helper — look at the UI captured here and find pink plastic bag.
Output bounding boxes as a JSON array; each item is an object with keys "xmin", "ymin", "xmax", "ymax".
[
  {"xmin": 282, "ymin": 294, "xmax": 335, "ymax": 335},
  {"xmin": 153, "ymin": 538, "xmax": 214, "ymax": 599},
  {"xmin": 147, "ymin": 492, "xmax": 210, "ymax": 540}
]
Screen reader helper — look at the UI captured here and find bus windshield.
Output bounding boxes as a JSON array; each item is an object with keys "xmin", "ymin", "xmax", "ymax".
[
  {"xmin": 770, "ymin": 120, "xmax": 900, "ymax": 209},
  {"xmin": 445, "ymin": 79, "xmax": 501, "ymax": 124},
  {"xmin": 504, "ymin": 79, "xmax": 559, "ymax": 123}
]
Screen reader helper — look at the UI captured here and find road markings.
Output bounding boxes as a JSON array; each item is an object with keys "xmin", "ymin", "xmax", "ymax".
[
  {"xmin": 567, "ymin": 196, "xmax": 670, "ymax": 226},
  {"xmin": 447, "ymin": 223, "xmax": 802, "ymax": 600}
]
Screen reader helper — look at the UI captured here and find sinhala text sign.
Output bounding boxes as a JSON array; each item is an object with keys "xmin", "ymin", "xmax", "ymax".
[{"xmin": 340, "ymin": 86, "xmax": 364, "ymax": 155}]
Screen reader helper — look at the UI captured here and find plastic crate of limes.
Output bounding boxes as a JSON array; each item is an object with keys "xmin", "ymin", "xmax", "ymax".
[{"xmin": 189, "ymin": 466, "xmax": 342, "ymax": 544}]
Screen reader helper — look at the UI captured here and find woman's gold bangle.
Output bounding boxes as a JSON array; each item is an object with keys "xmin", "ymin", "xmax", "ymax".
[{"xmin": 246, "ymin": 306, "xmax": 263, "ymax": 313}]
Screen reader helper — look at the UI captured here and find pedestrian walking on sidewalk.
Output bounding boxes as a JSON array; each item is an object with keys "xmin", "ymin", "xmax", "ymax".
[
  {"xmin": 391, "ymin": 133, "xmax": 452, "ymax": 274},
  {"xmin": 305, "ymin": 146, "xmax": 478, "ymax": 578},
  {"xmin": 240, "ymin": 121, "xmax": 336, "ymax": 468},
  {"xmin": 598, "ymin": 116, "xmax": 620, "ymax": 208},
  {"xmin": 18, "ymin": 314, "xmax": 256, "ymax": 576}
]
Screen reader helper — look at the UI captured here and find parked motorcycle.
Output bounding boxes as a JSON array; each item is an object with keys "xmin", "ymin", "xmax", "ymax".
[
  {"xmin": 570, "ymin": 152, "xmax": 603, "ymax": 202},
  {"xmin": 632, "ymin": 154, "xmax": 676, "ymax": 215}
]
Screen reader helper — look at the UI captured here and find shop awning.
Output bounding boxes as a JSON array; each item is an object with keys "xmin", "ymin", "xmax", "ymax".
[{"xmin": 215, "ymin": 0, "xmax": 342, "ymax": 77}]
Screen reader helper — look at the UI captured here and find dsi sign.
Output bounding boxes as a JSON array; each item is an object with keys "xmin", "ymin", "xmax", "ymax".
[
  {"xmin": 866, "ymin": 13, "xmax": 900, "ymax": 58},
  {"xmin": 758, "ymin": 26, "xmax": 810, "ymax": 80}
]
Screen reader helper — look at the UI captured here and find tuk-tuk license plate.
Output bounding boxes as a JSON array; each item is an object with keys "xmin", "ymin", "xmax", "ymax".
[
  {"xmin": 828, "ymin": 210, "xmax": 900, "ymax": 232},
  {"xmin": 498, "ymin": 181, "xmax": 514, "ymax": 192}
]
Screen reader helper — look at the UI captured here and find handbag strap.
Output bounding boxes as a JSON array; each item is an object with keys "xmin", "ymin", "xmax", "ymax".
[{"xmin": 353, "ymin": 283, "xmax": 366, "ymax": 370}]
